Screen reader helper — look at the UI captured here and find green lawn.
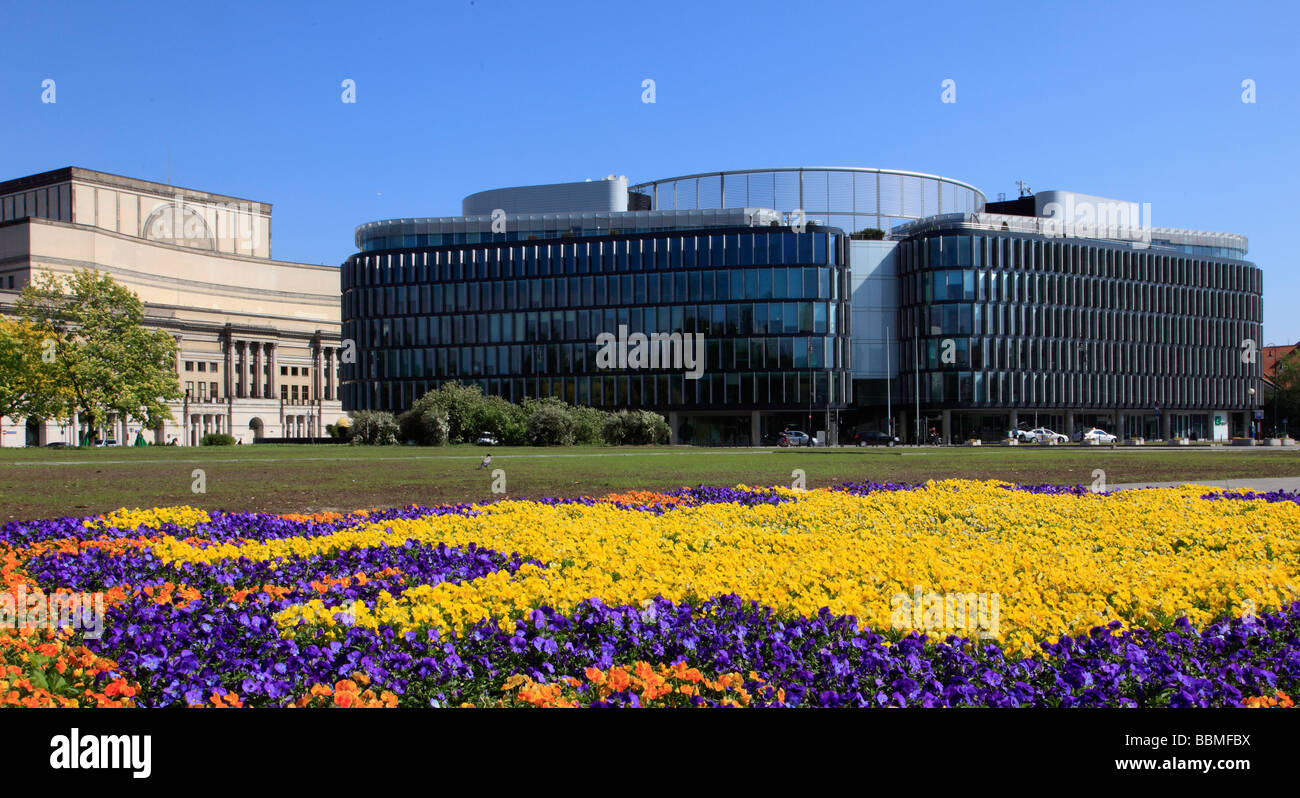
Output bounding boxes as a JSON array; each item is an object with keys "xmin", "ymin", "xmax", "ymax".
[{"xmin": 2, "ymin": 443, "xmax": 1299, "ymax": 522}]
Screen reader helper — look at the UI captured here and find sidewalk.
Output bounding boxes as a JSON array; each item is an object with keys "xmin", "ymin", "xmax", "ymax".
[{"xmin": 1107, "ymin": 477, "xmax": 1300, "ymax": 493}]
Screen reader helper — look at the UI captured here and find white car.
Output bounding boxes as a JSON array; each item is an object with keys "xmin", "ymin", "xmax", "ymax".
[
  {"xmin": 1019, "ymin": 427, "xmax": 1068, "ymax": 444},
  {"xmin": 1076, "ymin": 428, "xmax": 1118, "ymax": 444}
]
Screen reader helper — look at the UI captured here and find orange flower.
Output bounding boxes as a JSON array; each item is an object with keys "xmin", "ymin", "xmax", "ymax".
[
  {"xmin": 607, "ymin": 668, "xmax": 632, "ymax": 692},
  {"xmin": 334, "ymin": 690, "xmax": 358, "ymax": 708}
]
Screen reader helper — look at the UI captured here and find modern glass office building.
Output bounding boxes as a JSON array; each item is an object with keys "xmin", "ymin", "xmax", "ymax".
[
  {"xmin": 629, "ymin": 167, "xmax": 984, "ymax": 237},
  {"xmin": 343, "ymin": 173, "xmax": 1264, "ymax": 444},
  {"xmin": 341, "ymin": 187, "xmax": 853, "ymax": 444},
  {"xmin": 891, "ymin": 205, "xmax": 1263, "ymax": 443}
]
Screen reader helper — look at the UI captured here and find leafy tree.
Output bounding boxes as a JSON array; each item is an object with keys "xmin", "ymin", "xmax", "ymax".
[
  {"xmin": 525, "ymin": 402, "xmax": 575, "ymax": 446},
  {"xmin": 398, "ymin": 403, "xmax": 450, "ymax": 445},
  {"xmin": 413, "ymin": 383, "xmax": 492, "ymax": 443},
  {"xmin": 603, "ymin": 409, "xmax": 670, "ymax": 445},
  {"xmin": 15, "ymin": 270, "xmax": 181, "ymax": 438},
  {"xmin": 349, "ymin": 410, "xmax": 399, "ymax": 445},
  {"xmin": 570, "ymin": 405, "xmax": 611, "ymax": 445},
  {"xmin": 0, "ymin": 317, "xmax": 71, "ymax": 422},
  {"xmin": 474, "ymin": 394, "xmax": 524, "ymax": 443}
]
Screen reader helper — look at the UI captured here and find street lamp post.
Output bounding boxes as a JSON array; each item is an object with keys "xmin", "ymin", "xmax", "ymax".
[
  {"xmin": 1267, "ymin": 342, "xmax": 1278, "ymax": 438},
  {"xmin": 885, "ymin": 323, "xmax": 892, "ymax": 440},
  {"xmin": 807, "ymin": 339, "xmax": 813, "ymax": 443},
  {"xmin": 1249, "ymin": 387, "xmax": 1258, "ymax": 441},
  {"xmin": 913, "ymin": 325, "xmax": 920, "ymax": 445}
]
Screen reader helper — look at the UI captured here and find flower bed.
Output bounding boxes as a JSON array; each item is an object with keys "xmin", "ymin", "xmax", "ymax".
[{"xmin": 2, "ymin": 480, "xmax": 1298, "ymax": 708}]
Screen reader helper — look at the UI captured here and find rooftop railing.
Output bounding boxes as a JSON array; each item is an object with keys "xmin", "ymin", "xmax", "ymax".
[{"xmin": 888, "ymin": 212, "xmax": 1248, "ymax": 255}]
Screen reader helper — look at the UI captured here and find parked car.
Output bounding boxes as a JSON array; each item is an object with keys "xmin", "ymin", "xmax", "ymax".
[
  {"xmin": 1075, "ymin": 427, "xmax": 1118, "ymax": 444},
  {"xmin": 779, "ymin": 430, "xmax": 812, "ymax": 447},
  {"xmin": 1019, "ymin": 427, "xmax": 1068, "ymax": 444},
  {"xmin": 855, "ymin": 430, "xmax": 900, "ymax": 447},
  {"xmin": 475, "ymin": 432, "xmax": 499, "ymax": 446}
]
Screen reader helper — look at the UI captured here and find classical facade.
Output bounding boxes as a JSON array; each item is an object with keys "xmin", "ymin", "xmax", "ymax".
[{"xmin": 0, "ymin": 167, "xmax": 345, "ymax": 446}]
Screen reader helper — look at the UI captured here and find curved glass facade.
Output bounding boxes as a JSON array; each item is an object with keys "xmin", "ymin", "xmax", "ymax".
[
  {"xmin": 340, "ymin": 226, "xmax": 852, "ymax": 429},
  {"xmin": 630, "ymin": 168, "xmax": 985, "ymax": 238},
  {"xmin": 896, "ymin": 229, "xmax": 1263, "ymax": 438}
]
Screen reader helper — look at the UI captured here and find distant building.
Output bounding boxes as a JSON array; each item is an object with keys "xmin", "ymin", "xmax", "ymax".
[
  {"xmin": 0, "ymin": 167, "xmax": 345, "ymax": 446},
  {"xmin": 343, "ymin": 169, "xmax": 1263, "ymax": 444},
  {"xmin": 1262, "ymin": 343, "xmax": 1296, "ymax": 382}
]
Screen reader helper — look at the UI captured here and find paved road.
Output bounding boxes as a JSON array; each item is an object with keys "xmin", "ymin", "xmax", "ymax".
[{"xmin": 1108, "ymin": 477, "xmax": 1300, "ymax": 493}]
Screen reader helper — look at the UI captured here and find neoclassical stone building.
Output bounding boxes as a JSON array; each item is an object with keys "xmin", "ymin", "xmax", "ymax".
[{"xmin": 0, "ymin": 167, "xmax": 345, "ymax": 446}]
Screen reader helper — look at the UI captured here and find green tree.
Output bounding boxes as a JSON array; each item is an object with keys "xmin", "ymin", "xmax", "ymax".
[
  {"xmin": 349, "ymin": 410, "xmax": 399, "ymax": 445},
  {"xmin": 398, "ymin": 402, "xmax": 450, "ymax": 445},
  {"xmin": 416, "ymin": 382, "xmax": 490, "ymax": 443},
  {"xmin": 603, "ymin": 409, "xmax": 670, "ymax": 445},
  {"xmin": 525, "ymin": 401, "xmax": 575, "ymax": 445},
  {"xmin": 570, "ymin": 405, "xmax": 611, "ymax": 445},
  {"xmin": 15, "ymin": 270, "xmax": 181, "ymax": 438},
  {"xmin": 0, "ymin": 317, "xmax": 72, "ymax": 422}
]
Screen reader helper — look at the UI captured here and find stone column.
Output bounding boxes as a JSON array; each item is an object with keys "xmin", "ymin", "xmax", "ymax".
[
  {"xmin": 223, "ymin": 335, "xmax": 234, "ymax": 399},
  {"xmin": 174, "ymin": 334, "xmax": 185, "ymax": 395},
  {"xmin": 1065, "ymin": 410, "xmax": 1075, "ymax": 439},
  {"xmin": 324, "ymin": 347, "xmax": 334, "ymax": 401},
  {"xmin": 250, "ymin": 343, "xmax": 261, "ymax": 398},
  {"xmin": 1161, "ymin": 411, "xmax": 1172, "ymax": 441},
  {"xmin": 1008, "ymin": 410, "xmax": 1018, "ymax": 438},
  {"xmin": 941, "ymin": 409, "xmax": 952, "ymax": 444},
  {"xmin": 312, "ymin": 344, "xmax": 322, "ymax": 403},
  {"xmin": 267, "ymin": 343, "xmax": 277, "ymax": 401},
  {"xmin": 668, "ymin": 411, "xmax": 679, "ymax": 445},
  {"xmin": 232, "ymin": 341, "xmax": 243, "ymax": 398},
  {"xmin": 750, "ymin": 410, "xmax": 761, "ymax": 447}
]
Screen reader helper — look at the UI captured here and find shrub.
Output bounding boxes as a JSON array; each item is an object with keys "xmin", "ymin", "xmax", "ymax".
[
  {"xmin": 526, "ymin": 403, "xmax": 575, "ymax": 446},
  {"xmin": 199, "ymin": 433, "xmax": 236, "ymax": 446},
  {"xmin": 398, "ymin": 406, "xmax": 450, "ymax": 446},
  {"xmin": 349, "ymin": 411, "xmax": 399, "ymax": 446},
  {"xmin": 330, "ymin": 418, "xmax": 353, "ymax": 442},
  {"xmin": 603, "ymin": 410, "xmax": 670, "ymax": 445},
  {"xmin": 405, "ymin": 384, "xmax": 527, "ymax": 444},
  {"xmin": 570, "ymin": 405, "xmax": 611, "ymax": 445},
  {"xmin": 499, "ymin": 407, "xmax": 528, "ymax": 446}
]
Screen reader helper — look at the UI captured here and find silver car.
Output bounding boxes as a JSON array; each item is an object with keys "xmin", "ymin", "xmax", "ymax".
[
  {"xmin": 1075, "ymin": 427, "xmax": 1118, "ymax": 444},
  {"xmin": 1020, "ymin": 427, "xmax": 1068, "ymax": 444}
]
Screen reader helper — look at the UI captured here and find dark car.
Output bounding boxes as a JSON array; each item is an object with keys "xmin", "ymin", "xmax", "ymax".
[{"xmin": 855, "ymin": 430, "xmax": 900, "ymax": 447}]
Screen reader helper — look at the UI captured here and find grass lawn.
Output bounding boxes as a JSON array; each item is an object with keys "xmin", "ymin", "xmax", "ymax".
[{"xmin": 2, "ymin": 443, "xmax": 1299, "ymax": 522}]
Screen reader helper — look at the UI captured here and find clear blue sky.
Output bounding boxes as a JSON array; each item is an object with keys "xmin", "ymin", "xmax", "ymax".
[{"xmin": 2, "ymin": 0, "xmax": 1296, "ymax": 343}]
